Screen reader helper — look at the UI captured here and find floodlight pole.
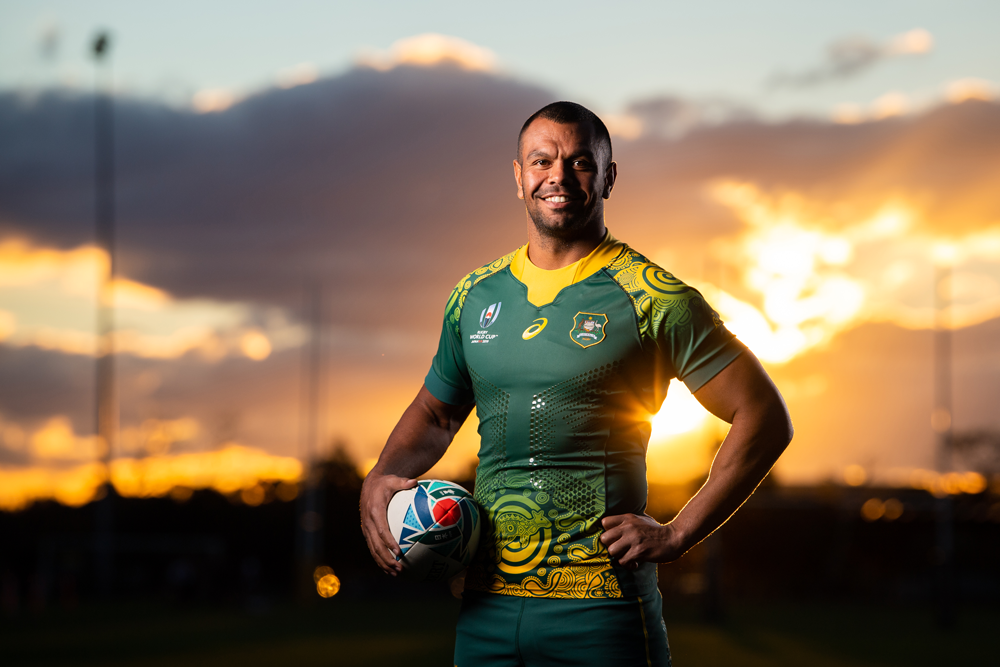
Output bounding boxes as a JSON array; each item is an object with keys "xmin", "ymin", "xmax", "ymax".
[
  {"xmin": 932, "ymin": 263, "xmax": 955, "ymax": 628},
  {"xmin": 92, "ymin": 31, "xmax": 117, "ymax": 599},
  {"xmin": 296, "ymin": 282, "xmax": 325, "ymax": 600}
]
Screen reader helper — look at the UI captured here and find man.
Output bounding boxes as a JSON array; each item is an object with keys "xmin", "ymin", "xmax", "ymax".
[{"xmin": 360, "ymin": 102, "xmax": 793, "ymax": 666}]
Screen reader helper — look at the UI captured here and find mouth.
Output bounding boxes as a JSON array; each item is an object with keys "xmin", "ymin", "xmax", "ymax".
[{"xmin": 537, "ymin": 193, "xmax": 580, "ymax": 205}]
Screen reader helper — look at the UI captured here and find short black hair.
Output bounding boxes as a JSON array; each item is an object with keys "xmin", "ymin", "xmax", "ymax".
[{"xmin": 516, "ymin": 101, "xmax": 613, "ymax": 165}]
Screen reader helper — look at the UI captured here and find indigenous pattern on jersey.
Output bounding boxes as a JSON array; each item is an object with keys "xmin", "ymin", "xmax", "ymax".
[{"xmin": 425, "ymin": 238, "xmax": 744, "ymax": 599}]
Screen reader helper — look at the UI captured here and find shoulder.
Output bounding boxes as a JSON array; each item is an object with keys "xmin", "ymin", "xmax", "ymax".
[
  {"xmin": 604, "ymin": 244, "xmax": 721, "ymax": 334},
  {"xmin": 443, "ymin": 246, "xmax": 522, "ymax": 336}
]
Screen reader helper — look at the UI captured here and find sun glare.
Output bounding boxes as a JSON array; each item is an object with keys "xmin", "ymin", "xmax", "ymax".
[
  {"xmin": 703, "ymin": 180, "xmax": 1000, "ymax": 363},
  {"xmin": 650, "ymin": 380, "xmax": 710, "ymax": 438}
]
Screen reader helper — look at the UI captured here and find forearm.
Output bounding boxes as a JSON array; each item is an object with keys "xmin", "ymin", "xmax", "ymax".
[
  {"xmin": 361, "ymin": 385, "xmax": 472, "ymax": 574},
  {"xmin": 597, "ymin": 352, "xmax": 793, "ymax": 568},
  {"xmin": 668, "ymin": 403, "xmax": 792, "ymax": 554}
]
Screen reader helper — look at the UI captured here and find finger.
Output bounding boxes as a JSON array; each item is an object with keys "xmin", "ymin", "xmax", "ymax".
[
  {"xmin": 601, "ymin": 514, "xmax": 628, "ymax": 529},
  {"xmin": 366, "ymin": 477, "xmax": 418, "ymax": 564},
  {"xmin": 365, "ymin": 507, "xmax": 403, "ymax": 571},
  {"xmin": 376, "ymin": 522, "xmax": 404, "ymax": 568},
  {"xmin": 618, "ymin": 543, "xmax": 645, "ymax": 568},
  {"xmin": 605, "ymin": 533, "xmax": 633, "ymax": 559},
  {"xmin": 385, "ymin": 475, "xmax": 418, "ymax": 491},
  {"xmin": 361, "ymin": 525, "xmax": 397, "ymax": 574},
  {"xmin": 361, "ymin": 512, "xmax": 400, "ymax": 573},
  {"xmin": 599, "ymin": 526, "xmax": 624, "ymax": 546},
  {"xmin": 361, "ymin": 502, "xmax": 401, "ymax": 571},
  {"xmin": 369, "ymin": 477, "xmax": 416, "ymax": 558}
]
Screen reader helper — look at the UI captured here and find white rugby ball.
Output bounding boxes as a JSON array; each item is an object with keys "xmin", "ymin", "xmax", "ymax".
[{"xmin": 387, "ymin": 479, "xmax": 481, "ymax": 582}]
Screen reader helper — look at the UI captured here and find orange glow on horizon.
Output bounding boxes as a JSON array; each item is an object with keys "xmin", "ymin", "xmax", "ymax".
[{"xmin": 0, "ymin": 444, "xmax": 302, "ymax": 511}]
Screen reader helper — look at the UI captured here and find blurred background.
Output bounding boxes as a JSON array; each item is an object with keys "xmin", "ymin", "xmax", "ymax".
[{"xmin": 1, "ymin": 1, "xmax": 999, "ymax": 665}]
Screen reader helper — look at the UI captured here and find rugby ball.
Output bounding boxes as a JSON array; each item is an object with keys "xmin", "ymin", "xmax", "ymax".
[{"xmin": 387, "ymin": 479, "xmax": 481, "ymax": 582}]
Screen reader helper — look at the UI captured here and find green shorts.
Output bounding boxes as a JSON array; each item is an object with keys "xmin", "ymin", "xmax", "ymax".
[{"xmin": 454, "ymin": 589, "xmax": 671, "ymax": 667}]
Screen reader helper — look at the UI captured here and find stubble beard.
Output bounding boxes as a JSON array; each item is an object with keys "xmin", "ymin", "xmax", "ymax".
[{"xmin": 526, "ymin": 199, "xmax": 600, "ymax": 245}]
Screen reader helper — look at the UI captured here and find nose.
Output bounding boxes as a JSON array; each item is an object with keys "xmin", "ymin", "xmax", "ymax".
[{"xmin": 547, "ymin": 159, "xmax": 574, "ymax": 185}]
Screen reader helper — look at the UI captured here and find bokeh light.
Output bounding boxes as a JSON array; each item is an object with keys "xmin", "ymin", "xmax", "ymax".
[
  {"xmin": 861, "ymin": 498, "xmax": 886, "ymax": 522},
  {"xmin": 316, "ymin": 573, "xmax": 341, "ymax": 598},
  {"xmin": 313, "ymin": 565, "xmax": 334, "ymax": 583},
  {"xmin": 844, "ymin": 465, "xmax": 868, "ymax": 487}
]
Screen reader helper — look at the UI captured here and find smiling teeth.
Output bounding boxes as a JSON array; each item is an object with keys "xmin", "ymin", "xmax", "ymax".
[{"xmin": 545, "ymin": 196, "xmax": 568, "ymax": 202}]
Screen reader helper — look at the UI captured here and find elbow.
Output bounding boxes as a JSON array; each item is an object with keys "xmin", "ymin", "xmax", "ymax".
[
  {"xmin": 773, "ymin": 402, "xmax": 794, "ymax": 450},
  {"xmin": 754, "ymin": 397, "xmax": 793, "ymax": 454}
]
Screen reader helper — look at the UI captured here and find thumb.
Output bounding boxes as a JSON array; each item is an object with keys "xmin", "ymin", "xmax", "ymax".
[{"xmin": 389, "ymin": 476, "xmax": 419, "ymax": 491}]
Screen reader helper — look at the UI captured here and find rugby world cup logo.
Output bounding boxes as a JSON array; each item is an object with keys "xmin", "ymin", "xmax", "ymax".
[{"xmin": 480, "ymin": 302, "xmax": 502, "ymax": 328}]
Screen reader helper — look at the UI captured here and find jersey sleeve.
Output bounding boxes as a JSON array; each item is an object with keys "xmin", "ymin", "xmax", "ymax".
[
  {"xmin": 424, "ymin": 277, "xmax": 475, "ymax": 406},
  {"xmin": 660, "ymin": 293, "xmax": 745, "ymax": 393}
]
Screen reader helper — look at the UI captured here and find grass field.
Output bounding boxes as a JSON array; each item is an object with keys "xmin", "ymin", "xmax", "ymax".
[{"xmin": 1, "ymin": 596, "xmax": 996, "ymax": 666}]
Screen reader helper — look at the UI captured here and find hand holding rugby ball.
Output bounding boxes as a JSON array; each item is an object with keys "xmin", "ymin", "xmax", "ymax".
[{"xmin": 386, "ymin": 479, "xmax": 481, "ymax": 582}]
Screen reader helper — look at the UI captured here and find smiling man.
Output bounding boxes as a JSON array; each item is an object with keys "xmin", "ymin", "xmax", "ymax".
[{"xmin": 360, "ymin": 101, "xmax": 793, "ymax": 666}]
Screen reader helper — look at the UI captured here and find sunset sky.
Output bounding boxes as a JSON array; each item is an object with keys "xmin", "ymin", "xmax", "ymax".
[{"xmin": 1, "ymin": 1, "xmax": 999, "ymax": 509}]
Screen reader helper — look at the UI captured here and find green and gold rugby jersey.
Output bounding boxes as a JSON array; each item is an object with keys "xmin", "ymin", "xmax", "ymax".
[{"xmin": 424, "ymin": 232, "xmax": 745, "ymax": 599}]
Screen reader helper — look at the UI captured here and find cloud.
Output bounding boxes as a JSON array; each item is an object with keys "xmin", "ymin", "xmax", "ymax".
[
  {"xmin": 192, "ymin": 88, "xmax": 238, "ymax": 113},
  {"xmin": 620, "ymin": 95, "xmax": 756, "ymax": 139},
  {"xmin": 945, "ymin": 78, "xmax": 998, "ymax": 104},
  {"xmin": 3, "ymin": 62, "xmax": 1000, "ymax": 491},
  {"xmin": 769, "ymin": 29, "xmax": 933, "ymax": 89},
  {"xmin": 357, "ymin": 34, "xmax": 498, "ymax": 73},
  {"xmin": 0, "ymin": 238, "xmax": 298, "ymax": 361},
  {"xmin": 698, "ymin": 180, "xmax": 1000, "ymax": 363},
  {"xmin": 0, "ymin": 66, "xmax": 551, "ymax": 334},
  {"xmin": 276, "ymin": 62, "xmax": 319, "ymax": 90}
]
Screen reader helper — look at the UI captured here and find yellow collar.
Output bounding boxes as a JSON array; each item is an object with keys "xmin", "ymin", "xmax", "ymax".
[{"xmin": 510, "ymin": 231, "xmax": 624, "ymax": 307}]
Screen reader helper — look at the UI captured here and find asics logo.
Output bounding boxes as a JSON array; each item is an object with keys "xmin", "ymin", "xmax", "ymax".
[{"xmin": 522, "ymin": 318, "xmax": 548, "ymax": 340}]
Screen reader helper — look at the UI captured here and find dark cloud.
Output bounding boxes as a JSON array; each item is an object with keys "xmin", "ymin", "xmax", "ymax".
[
  {"xmin": 768, "ymin": 29, "xmax": 935, "ymax": 91},
  {"xmin": 614, "ymin": 99, "xmax": 1000, "ymax": 249},
  {"xmin": 3, "ymin": 66, "xmax": 999, "ymax": 329},
  {"xmin": 3, "ymin": 65, "xmax": 1000, "ymax": 478},
  {"xmin": 625, "ymin": 95, "xmax": 755, "ymax": 139},
  {"xmin": 769, "ymin": 35, "xmax": 888, "ymax": 88},
  {"xmin": 0, "ymin": 345, "xmax": 94, "ymax": 427},
  {"xmin": 0, "ymin": 67, "xmax": 553, "ymax": 331}
]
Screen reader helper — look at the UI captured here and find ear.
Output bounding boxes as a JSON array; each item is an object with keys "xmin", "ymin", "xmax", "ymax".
[
  {"xmin": 513, "ymin": 159, "xmax": 524, "ymax": 200},
  {"xmin": 603, "ymin": 161, "xmax": 617, "ymax": 199}
]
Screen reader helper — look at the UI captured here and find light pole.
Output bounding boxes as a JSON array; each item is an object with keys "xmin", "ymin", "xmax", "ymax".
[
  {"xmin": 92, "ymin": 30, "xmax": 117, "ymax": 598},
  {"xmin": 296, "ymin": 282, "xmax": 326, "ymax": 599}
]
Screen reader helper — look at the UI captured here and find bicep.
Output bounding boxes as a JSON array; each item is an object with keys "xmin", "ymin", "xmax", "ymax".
[
  {"xmin": 692, "ymin": 350, "xmax": 787, "ymax": 426},
  {"xmin": 415, "ymin": 384, "xmax": 474, "ymax": 437}
]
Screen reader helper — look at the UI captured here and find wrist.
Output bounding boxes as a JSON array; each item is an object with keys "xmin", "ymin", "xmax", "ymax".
[{"xmin": 662, "ymin": 520, "xmax": 693, "ymax": 560}]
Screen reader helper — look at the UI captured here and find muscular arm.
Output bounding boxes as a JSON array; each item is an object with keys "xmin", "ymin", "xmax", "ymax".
[
  {"xmin": 600, "ymin": 349, "xmax": 793, "ymax": 567},
  {"xmin": 360, "ymin": 385, "xmax": 473, "ymax": 575}
]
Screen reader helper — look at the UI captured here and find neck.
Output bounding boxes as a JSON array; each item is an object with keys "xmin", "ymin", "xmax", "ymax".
[{"xmin": 525, "ymin": 217, "xmax": 606, "ymax": 270}]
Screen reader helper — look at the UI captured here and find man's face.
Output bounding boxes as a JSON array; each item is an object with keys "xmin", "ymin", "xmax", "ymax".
[{"xmin": 514, "ymin": 118, "xmax": 616, "ymax": 240}]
